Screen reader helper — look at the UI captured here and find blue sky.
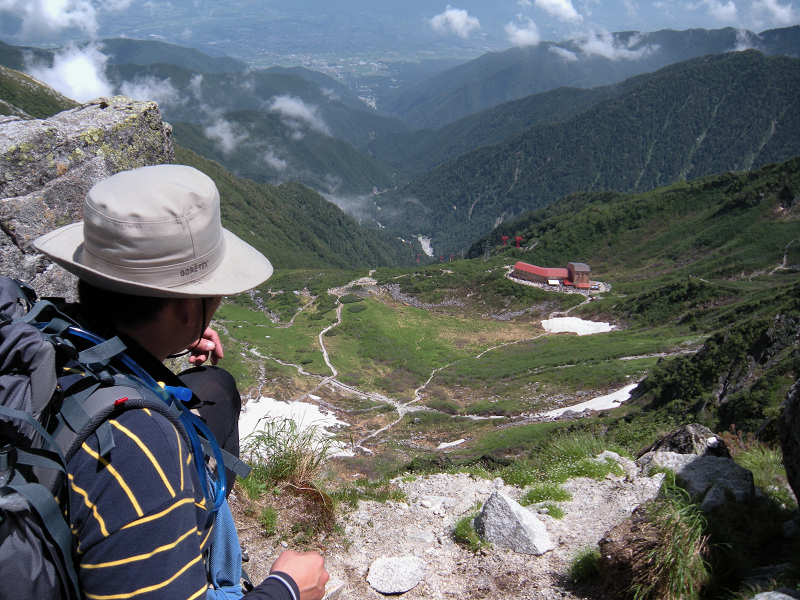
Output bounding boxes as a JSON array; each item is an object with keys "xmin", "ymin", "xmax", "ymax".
[{"xmin": 1, "ymin": 0, "xmax": 796, "ymax": 49}]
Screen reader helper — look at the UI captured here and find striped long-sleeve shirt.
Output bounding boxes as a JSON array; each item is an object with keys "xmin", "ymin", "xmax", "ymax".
[{"xmin": 64, "ymin": 334, "xmax": 299, "ymax": 600}]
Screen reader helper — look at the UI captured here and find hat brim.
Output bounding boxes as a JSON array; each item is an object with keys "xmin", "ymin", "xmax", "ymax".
[{"xmin": 34, "ymin": 222, "xmax": 273, "ymax": 298}]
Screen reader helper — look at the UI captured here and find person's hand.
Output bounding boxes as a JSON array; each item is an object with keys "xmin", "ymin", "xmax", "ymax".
[
  {"xmin": 188, "ymin": 327, "xmax": 224, "ymax": 366},
  {"xmin": 270, "ymin": 550, "xmax": 329, "ymax": 600}
]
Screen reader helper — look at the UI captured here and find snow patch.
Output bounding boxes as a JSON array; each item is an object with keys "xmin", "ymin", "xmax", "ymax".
[
  {"xmin": 541, "ymin": 384, "xmax": 637, "ymax": 418},
  {"xmin": 239, "ymin": 397, "xmax": 352, "ymax": 456},
  {"xmin": 542, "ymin": 317, "xmax": 613, "ymax": 335}
]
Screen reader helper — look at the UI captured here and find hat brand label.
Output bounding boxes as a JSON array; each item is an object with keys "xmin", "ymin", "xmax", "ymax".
[{"xmin": 180, "ymin": 261, "xmax": 209, "ymax": 278}]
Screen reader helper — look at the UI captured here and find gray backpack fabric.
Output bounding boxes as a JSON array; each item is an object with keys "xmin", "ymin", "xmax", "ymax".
[{"xmin": 0, "ymin": 277, "xmax": 197, "ymax": 600}]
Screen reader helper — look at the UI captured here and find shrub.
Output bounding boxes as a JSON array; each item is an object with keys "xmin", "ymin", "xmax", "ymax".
[
  {"xmin": 258, "ymin": 506, "xmax": 278, "ymax": 536},
  {"xmin": 570, "ymin": 546, "xmax": 601, "ymax": 582},
  {"xmin": 346, "ymin": 303, "xmax": 367, "ymax": 313}
]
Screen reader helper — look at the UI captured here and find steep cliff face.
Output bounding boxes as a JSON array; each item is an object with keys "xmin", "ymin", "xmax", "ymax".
[{"xmin": 0, "ymin": 95, "xmax": 173, "ymax": 298}]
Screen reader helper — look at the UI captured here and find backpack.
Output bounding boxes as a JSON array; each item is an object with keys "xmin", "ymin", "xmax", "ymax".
[{"xmin": 0, "ymin": 276, "xmax": 244, "ymax": 600}]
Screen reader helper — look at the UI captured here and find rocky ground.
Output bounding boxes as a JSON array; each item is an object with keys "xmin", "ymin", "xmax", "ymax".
[{"xmin": 231, "ymin": 457, "xmax": 666, "ymax": 599}]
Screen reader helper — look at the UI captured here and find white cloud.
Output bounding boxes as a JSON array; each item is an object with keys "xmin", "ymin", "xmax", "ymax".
[
  {"xmin": 535, "ymin": 0, "xmax": 583, "ymax": 22},
  {"xmin": 25, "ymin": 43, "xmax": 113, "ymax": 102},
  {"xmin": 118, "ymin": 76, "xmax": 179, "ymax": 105},
  {"xmin": 753, "ymin": 0, "xmax": 796, "ymax": 25},
  {"xmin": 263, "ymin": 149, "xmax": 289, "ymax": 172},
  {"xmin": 204, "ymin": 119, "xmax": 248, "ymax": 155},
  {"xmin": 0, "ymin": 0, "xmax": 129, "ymax": 39},
  {"xmin": 734, "ymin": 27, "xmax": 756, "ymax": 49},
  {"xmin": 576, "ymin": 32, "xmax": 660, "ymax": 60},
  {"xmin": 549, "ymin": 44, "xmax": 579, "ymax": 60},
  {"xmin": 505, "ymin": 16, "xmax": 541, "ymax": 47},
  {"xmin": 711, "ymin": 0, "xmax": 739, "ymax": 20},
  {"xmin": 691, "ymin": 0, "xmax": 739, "ymax": 21},
  {"xmin": 430, "ymin": 5, "xmax": 481, "ymax": 39},
  {"xmin": 268, "ymin": 95, "xmax": 331, "ymax": 136},
  {"xmin": 188, "ymin": 74, "xmax": 204, "ymax": 99}
]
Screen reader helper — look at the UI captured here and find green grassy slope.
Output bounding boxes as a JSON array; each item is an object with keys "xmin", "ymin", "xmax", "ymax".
[
  {"xmin": 380, "ymin": 51, "xmax": 800, "ymax": 253},
  {"xmin": 0, "ymin": 64, "xmax": 77, "ymax": 118}
]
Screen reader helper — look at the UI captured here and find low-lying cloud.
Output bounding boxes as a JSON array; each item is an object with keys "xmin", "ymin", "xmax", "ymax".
[
  {"xmin": 118, "ymin": 76, "xmax": 180, "ymax": 105},
  {"xmin": 268, "ymin": 95, "xmax": 331, "ymax": 137},
  {"xmin": 204, "ymin": 119, "xmax": 248, "ymax": 155},
  {"xmin": 576, "ymin": 32, "xmax": 660, "ymax": 60},
  {"xmin": 25, "ymin": 43, "xmax": 113, "ymax": 102},
  {"xmin": 430, "ymin": 5, "xmax": 481, "ymax": 39}
]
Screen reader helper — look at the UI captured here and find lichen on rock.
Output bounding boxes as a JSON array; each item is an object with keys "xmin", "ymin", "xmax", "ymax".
[{"xmin": 0, "ymin": 96, "xmax": 174, "ymax": 298}]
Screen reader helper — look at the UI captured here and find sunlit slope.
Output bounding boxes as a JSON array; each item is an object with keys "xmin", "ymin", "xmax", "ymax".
[{"xmin": 380, "ymin": 51, "xmax": 800, "ymax": 253}]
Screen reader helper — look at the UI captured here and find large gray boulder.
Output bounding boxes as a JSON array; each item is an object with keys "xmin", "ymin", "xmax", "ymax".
[
  {"xmin": 474, "ymin": 491, "xmax": 554, "ymax": 555},
  {"xmin": 0, "ymin": 96, "xmax": 173, "ymax": 299},
  {"xmin": 637, "ymin": 451, "xmax": 755, "ymax": 510},
  {"xmin": 778, "ymin": 381, "xmax": 800, "ymax": 501}
]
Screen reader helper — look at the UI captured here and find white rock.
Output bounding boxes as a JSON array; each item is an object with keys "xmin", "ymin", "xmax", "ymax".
[{"xmin": 367, "ymin": 556, "xmax": 427, "ymax": 594}]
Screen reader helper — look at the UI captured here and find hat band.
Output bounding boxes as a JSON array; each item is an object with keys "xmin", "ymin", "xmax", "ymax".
[{"xmin": 77, "ymin": 235, "xmax": 227, "ymax": 290}]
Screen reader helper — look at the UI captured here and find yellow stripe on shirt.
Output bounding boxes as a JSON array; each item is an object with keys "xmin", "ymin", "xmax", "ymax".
[
  {"xmin": 84, "ymin": 554, "xmax": 204, "ymax": 599},
  {"xmin": 80, "ymin": 442, "xmax": 144, "ymax": 517},
  {"xmin": 68, "ymin": 473, "xmax": 109, "ymax": 538},
  {"xmin": 81, "ymin": 528, "xmax": 196, "ymax": 569},
  {"xmin": 111, "ymin": 419, "xmax": 176, "ymax": 497},
  {"xmin": 119, "ymin": 497, "xmax": 195, "ymax": 530}
]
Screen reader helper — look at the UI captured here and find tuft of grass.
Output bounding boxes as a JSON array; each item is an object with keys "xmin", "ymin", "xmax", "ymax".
[
  {"xmin": 330, "ymin": 477, "xmax": 407, "ymax": 508},
  {"xmin": 540, "ymin": 502, "xmax": 565, "ymax": 519},
  {"xmin": 735, "ymin": 446, "xmax": 797, "ymax": 509},
  {"xmin": 520, "ymin": 483, "xmax": 572, "ymax": 505},
  {"xmin": 242, "ymin": 418, "xmax": 333, "ymax": 488},
  {"xmin": 453, "ymin": 514, "xmax": 486, "ymax": 553},
  {"xmin": 258, "ymin": 506, "xmax": 278, "ymax": 536},
  {"xmin": 570, "ymin": 546, "xmax": 601, "ymax": 583},
  {"xmin": 629, "ymin": 484, "xmax": 711, "ymax": 600}
]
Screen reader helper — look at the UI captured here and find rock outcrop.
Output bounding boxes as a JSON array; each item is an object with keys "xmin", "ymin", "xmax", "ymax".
[
  {"xmin": 778, "ymin": 381, "xmax": 800, "ymax": 501},
  {"xmin": 639, "ymin": 423, "xmax": 730, "ymax": 458},
  {"xmin": 0, "ymin": 96, "xmax": 173, "ymax": 298}
]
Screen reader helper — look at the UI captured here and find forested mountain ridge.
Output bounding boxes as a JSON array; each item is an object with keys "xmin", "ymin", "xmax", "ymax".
[
  {"xmin": 178, "ymin": 145, "xmax": 416, "ymax": 270},
  {"xmin": 383, "ymin": 25, "xmax": 800, "ymax": 129},
  {"xmin": 376, "ymin": 50, "xmax": 800, "ymax": 254}
]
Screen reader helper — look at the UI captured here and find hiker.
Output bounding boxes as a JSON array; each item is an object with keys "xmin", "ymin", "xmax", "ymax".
[{"xmin": 32, "ymin": 164, "xmax": 329, "ymax": 600}]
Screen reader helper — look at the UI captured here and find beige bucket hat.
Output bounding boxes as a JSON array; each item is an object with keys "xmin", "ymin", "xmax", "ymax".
[{"xmin": 34, "ymin": 164, "xmax": 273, "ymax": 297}]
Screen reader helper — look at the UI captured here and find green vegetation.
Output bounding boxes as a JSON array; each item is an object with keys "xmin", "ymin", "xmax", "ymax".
[
  {"xmin": 569, "ymin": 546, "xmax": 601, "ymax": 583},
  {"xmin": 630, "ymin": 485, "xmax": 711, "ymax": 600},
  {"xmin": 258, "ymin": 506, "xmax": 279, "ymax": 536},
  {"xmin": 380, "ymin": 51, "xmax": 800, "ymax": 252},
  {"xmin": 520, "ymin": 483, "xmax": 572, "ymax": 505},
  {"xmin": 452, "ymin": 509, "xmax": 487, "ymax": 553},
  {"xmin": 0, "ymin": 64, "xmax": 77, "ymax": 118},
  {"xmin": 175, "ymin": 146, "xmax": 415, "ymax": 271},
  {"xmin": 242, "ymin": 418, "xmax": 333, "ymax": 487}
]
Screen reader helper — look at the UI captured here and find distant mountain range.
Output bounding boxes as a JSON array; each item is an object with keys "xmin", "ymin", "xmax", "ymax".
[
  {"xmin": 382, "ymin": 26, "xmax": 800, "ymax": 129},
  {"xmin": 374, "ymin": 50, "xmax": 800, "ymax": 253}
]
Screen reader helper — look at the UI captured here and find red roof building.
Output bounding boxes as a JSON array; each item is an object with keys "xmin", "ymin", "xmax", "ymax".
[{"xmin": 512, "ymin": 261, "xmax": 592, "ymax": 288}]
